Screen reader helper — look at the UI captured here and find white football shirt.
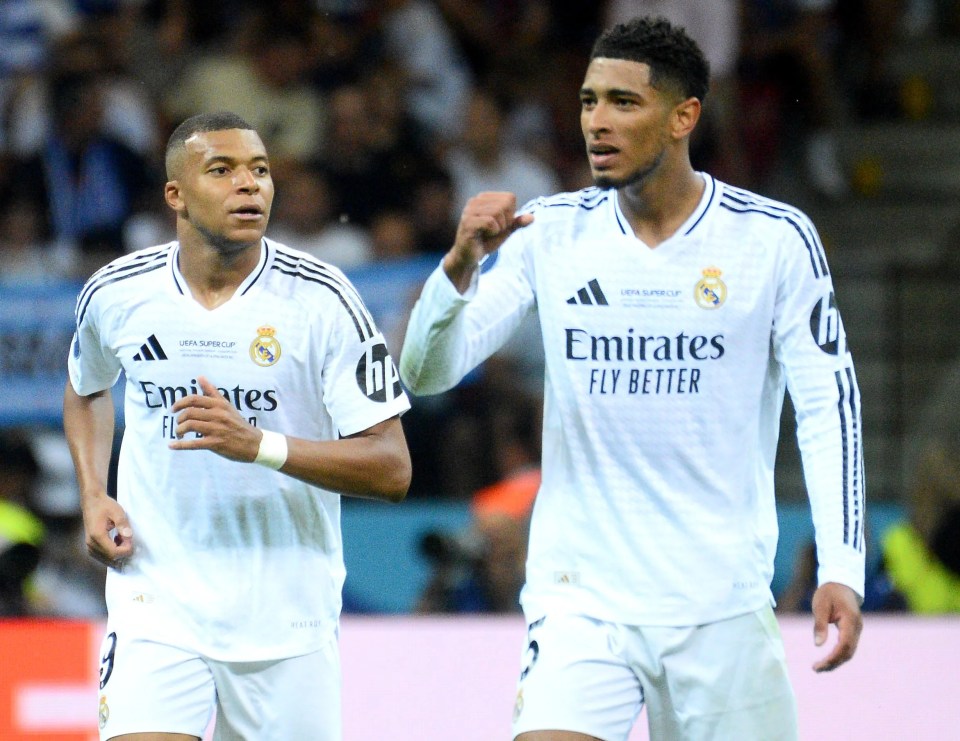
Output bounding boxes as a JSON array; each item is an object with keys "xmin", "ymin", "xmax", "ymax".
[
  {"xmin": 401, "ymin": 175, "xmax": 865, "ymax": 626},
  {"xmin": 69, "ymin": 238, "xmax": 409, "ymax": 660}
]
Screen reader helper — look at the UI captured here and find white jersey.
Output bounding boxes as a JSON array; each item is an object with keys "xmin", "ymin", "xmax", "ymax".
[
  {"xmin": 400, "ymin": 175, "xmax": 865, "ymax": 626},
  {"xmin": 69, "ymin": 239, "xmax": 409, "ymax": 660}
]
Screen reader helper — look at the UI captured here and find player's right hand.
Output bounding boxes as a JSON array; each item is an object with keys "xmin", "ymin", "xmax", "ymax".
[
  {"xmin": 443, "ymin": 192, "xmax": 534, "ymax": 290},
  {"xmin": 82, "ymin": 492, "xmax": 134, "ymax": 569}
]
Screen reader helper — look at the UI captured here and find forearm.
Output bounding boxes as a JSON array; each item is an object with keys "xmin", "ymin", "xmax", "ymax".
[
  {"xmin": 63, "ymin": 382, "xmax": 115, "ymax": 503},
  {"xmin": 278, "ymin": 417, "xmax": 411, "ymax": 503},
  {"xmin": 400, "ymin": 267, "xmax": 476, "ymax": 395}
]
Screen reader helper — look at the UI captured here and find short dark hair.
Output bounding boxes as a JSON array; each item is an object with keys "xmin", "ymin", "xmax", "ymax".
[
  {"xmin": 591, "ymin": 16, "xmax": 710, "ymax": 103},
  {"xmin": 165, "ymin": 112, "xmax": 256, "ymax": 179}
]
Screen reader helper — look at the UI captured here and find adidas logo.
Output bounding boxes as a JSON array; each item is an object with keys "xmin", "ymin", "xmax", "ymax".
[
  {"xmin": 133, "ymin": 334, "xmax": 168, "ymax": 361},
  {"xmin": 566, "ymin": 279, "xmax": 608, "ymax": 306}
]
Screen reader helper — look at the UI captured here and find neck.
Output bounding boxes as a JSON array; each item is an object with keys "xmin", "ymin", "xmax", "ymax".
[
  {"xmin": 617, "ymin": 161, "xmax": 704, "ymax": 248},
  {"xmin": 177, "ymin": 231, "xmax": 262, "ymax": 310}
]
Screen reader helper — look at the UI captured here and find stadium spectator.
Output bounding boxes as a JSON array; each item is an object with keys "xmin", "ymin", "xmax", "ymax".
[
  {"xmin": 416, "ymin": 384, "xmax": 541, "ymax": 614},
  {"xmin": 165, "ymin": 13, "xmax": 328, "ymax": 168},
  {"xmin": 738, "ymin": 0, "xmax": 850, "ymax": 198},
  {"xmin": 0, "ymin": 431, "xmax": 44, "ymax": 617},
  {"xmin": 267, "ymin": 162, "xmax": 373, "ymax": 270},
  {"xmin": 445, "ymin": 87, "xmax": 561, "ymax": 219},
  {"xmin": 63, "ymin": 112, "xmax": 411, "ymax": 739},
  {"xmin": 410, "ymin": 166, "xmax": 459, "ymax": 255},
  {"xmin": 882, "ymin": 442, "xmax": 960, "ymax": 612},
  {"xmin": 400, "ymin": 16, "xmax": 864, "ymax": 740},
  {"xmin": 377, "ymin": 0, "xmax": 474, "ymax": 144},
  {"xmin": 0, "ymin": 197, "xmax": 66, "ymax": 282},
  {"xmin": 318, "ymin": 69, "xmax": 434, "ymax": 229},
  {"xmin": 10, "ymin": 70, "xmax": 155, "ymax": 277}
]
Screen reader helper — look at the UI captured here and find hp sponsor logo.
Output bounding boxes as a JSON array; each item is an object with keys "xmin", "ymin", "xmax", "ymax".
[
  {"xmin": 356, "ymin": 343, "xmax": 402, "ymax": 402},
  {"xmin": 809, "ymin": 292, "xmax": 844, "ymax": 355}
]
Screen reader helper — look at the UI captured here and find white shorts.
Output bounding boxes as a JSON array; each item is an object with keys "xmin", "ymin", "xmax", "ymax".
[
  {"xmin": 96, "ymin": 629, "xmax": 341, "ymax": 741},
  {"xmin": 511, "ymin": 606, "xmax": 798, "ymax": 741}
]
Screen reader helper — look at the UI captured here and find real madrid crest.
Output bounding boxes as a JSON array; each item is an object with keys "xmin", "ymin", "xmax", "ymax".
[
  {"xmin": 250, "ymin": 325, "xmax": 281, "ymax": 366},
  {"xmin": 694, "ymin": 267, "xmax": 727, "ymax": 309},
  {"xmin": 99, "ymin": 695, "xmax": 110, "ymax": 729}
]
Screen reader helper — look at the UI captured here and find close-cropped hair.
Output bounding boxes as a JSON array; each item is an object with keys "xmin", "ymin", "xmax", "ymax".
[
  {"xmin": 591, "ymin": 16, "xmax": 710, "ymax": 103},
  {"xmin": 165, "ymin": 112, "xmax": 256, "ymax": 178}
]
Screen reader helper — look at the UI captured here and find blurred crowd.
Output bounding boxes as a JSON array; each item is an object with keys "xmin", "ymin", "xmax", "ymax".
[{"xmin": 3, "ymin": 0, "xmax": 960, "ymax": 618}]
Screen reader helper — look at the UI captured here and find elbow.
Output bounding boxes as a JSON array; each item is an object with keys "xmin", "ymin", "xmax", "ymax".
[
  {"xmin": 378, "ymin": 453, "xmax": 412, "ymax": 504},
  {"xmin": 368, "ymin": 433, "xmax": 412, "ymax": 503}
]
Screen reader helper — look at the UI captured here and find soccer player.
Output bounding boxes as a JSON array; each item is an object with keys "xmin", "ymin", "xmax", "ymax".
[
  {"xmin": 63, "ymin": 112, "xmax": 411, "ymax": 741},
  {"xmin": 399, "ymin": 16, "xmax": 863, "ymax": 741}
]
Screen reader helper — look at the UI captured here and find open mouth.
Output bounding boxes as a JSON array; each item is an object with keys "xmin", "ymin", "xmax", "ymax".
[{"xmin": 589, "ymin": 146, "xmax": 619, "ymax": 168}]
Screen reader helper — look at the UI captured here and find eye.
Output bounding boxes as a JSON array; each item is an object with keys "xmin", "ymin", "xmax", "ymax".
[
  {"xmin": 255, "ymin": 166, "xmax": 270, "ymax": 176},
  {"xmin": 209, "ymin": 166, "xmax": 229, "ymax": 175}
]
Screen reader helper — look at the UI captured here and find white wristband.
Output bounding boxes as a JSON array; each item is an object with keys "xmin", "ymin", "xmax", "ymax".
[{"xmin": 254, "ymin": 430, "xmax": 288, "ymax": 470}]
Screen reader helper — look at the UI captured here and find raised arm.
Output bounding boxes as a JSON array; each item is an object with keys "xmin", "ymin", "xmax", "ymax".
[
  {"xmin": 443, "ymin": 191, "xmax": 534, "ymax": 293},
  {"xmin": 63, "ymin": 381, "xmax": 133, "ymax": 567},
  {"xmin": 400, "ymin": 192, "xmax": 536, "ymax": 395}
]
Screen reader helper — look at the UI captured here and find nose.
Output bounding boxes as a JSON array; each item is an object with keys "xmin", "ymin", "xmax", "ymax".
[
  {"xmin": 584, "ymin": 102, "xmax": 609, "ymax": 138},
  {"xmin": 233, "ymin": 167, "xmax": 259, "ymax": 192}
]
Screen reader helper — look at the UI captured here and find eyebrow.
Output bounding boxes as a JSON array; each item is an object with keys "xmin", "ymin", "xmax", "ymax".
[
  {"xmin": 203, "ymin": 154, "xmax": 270, "ymax": 166},
  {"xmin": 580, "ymin": 86, "xmax": 641, "ymax": 98}
]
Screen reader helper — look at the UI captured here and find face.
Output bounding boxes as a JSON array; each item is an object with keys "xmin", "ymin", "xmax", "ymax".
[
  {"xmin": 579, "ymin": 57, "xmax": 678, "ymax": 190},
  {"xmin": 166, "ymin": 129, "xmax": 274, "ymax": 254}
]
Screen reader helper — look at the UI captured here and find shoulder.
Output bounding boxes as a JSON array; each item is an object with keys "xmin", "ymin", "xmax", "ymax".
[
  {"xmin": 715, "ymin": 181, "xmax": 819, "ymax": 236},
  {"xmin": 265, "ymin": 239, "xmax": 378, "ymax": 336},
  {"xmin": 519, "ymin": 186, "xmax": 612, "ymax": 217},
  {"xmin": 713, "ymin": 181, "xmax": 828, "ymax": 274},
  {"xmin": 267, "ymin": 239, "xmax": 355, "ymax": 292},
  {"xmin": 75, "ymin": 243, "xmax": 174, "ymax": 323}
]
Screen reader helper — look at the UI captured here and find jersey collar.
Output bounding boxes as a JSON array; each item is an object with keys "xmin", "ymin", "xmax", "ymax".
[
  {"xmin": 170, "ymin": 239, "xmax": 271, "ymax": 300},
  {"xmin": 612, "ymin": 172, "xmax": 717, "ymax": 239}
]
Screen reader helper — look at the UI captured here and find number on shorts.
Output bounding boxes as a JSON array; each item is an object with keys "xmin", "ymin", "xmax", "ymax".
[
  {"xmin": 99, "ymin": 632, "xmax": 117, "ymax": 690},
  {"xmin": 519, "ymin": 617, "xmax": 544, "ymax": 681}
]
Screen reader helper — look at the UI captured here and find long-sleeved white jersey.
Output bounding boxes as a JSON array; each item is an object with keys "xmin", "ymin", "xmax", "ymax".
[{"xmin": 400, "ymin": 175, "xmax": 865, "ymax": 626}]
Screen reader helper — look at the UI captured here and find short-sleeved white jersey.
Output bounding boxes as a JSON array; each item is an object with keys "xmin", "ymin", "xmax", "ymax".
[
  {"xmin": 400, "ymin": 175, "xmax": 865, "ymax": 626},
  {"xmin": 69, "ymin": 238, "xmax": 409, "ymax": 660}
]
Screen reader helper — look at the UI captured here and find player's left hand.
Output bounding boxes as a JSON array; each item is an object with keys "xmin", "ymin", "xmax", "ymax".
[
  {"xmin": 168, "ymin": 375, "xmax": 261, "ymax": 462},
  {"xmin": 810, "ymin": 581, "xmax": 863, "ymax": 672}
]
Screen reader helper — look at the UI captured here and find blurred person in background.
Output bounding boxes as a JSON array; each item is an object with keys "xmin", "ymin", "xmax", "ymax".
[
  {"xmin": 445, "ymin": 87, "xmax": 561, "ymax": 219},
  {"xmin": 417, "ymin": 382, "xmax": 541, "ymax": 614},
  {"xmin": 738, "ymin": 0, "xmax": 850, "ymax": 198},
  {"xmin": 410, "ymin": 166, "xmax": 459, "ymax": 255},
  {"xmin": 63, "ymin": 111, "xmax": 411, "ymax": 740},
  {"xmin": 267, "ymin": 162, "xmax": 373, "ymax": 269},
  {"xmin": 377, "ymin": 0, "xmax": 474, "ymax": 146},
  {"xmin": 11, "ymin": 69, "xmax": 155, "ymax": 277},
  {"xmin": 881, "ymin": 441, "xmax": 960, "ymax": 613},
  {"xmin": 0, "ymin": 197, "xmax": 63, "ymax": 282},
  {"xmin": 401, "ymin": 16, "xmax": 864, "ymax": 740},
  {"xmin": 27, "ymin": 429, "xmax": 108, "ymax": 619},
  {"xmin": 165, "ymin": 12, "xmax": 327, "ymax": 170},
  {"xmin": 0, "ymin": 431, "xmax": 44, "ymax": 617},
  {"xmin": 320, "ymin": 73, "xmax": 432, "ymax": 229}
]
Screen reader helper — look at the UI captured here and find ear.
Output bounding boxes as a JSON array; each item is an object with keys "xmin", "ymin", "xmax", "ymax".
[
  {"xmin": 671, "ymin": 96, "xmax": 701, "ymax": 141},
  {"xmin": 164, "ymin": 180, "xmax": 184, "ymax": 213}
]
